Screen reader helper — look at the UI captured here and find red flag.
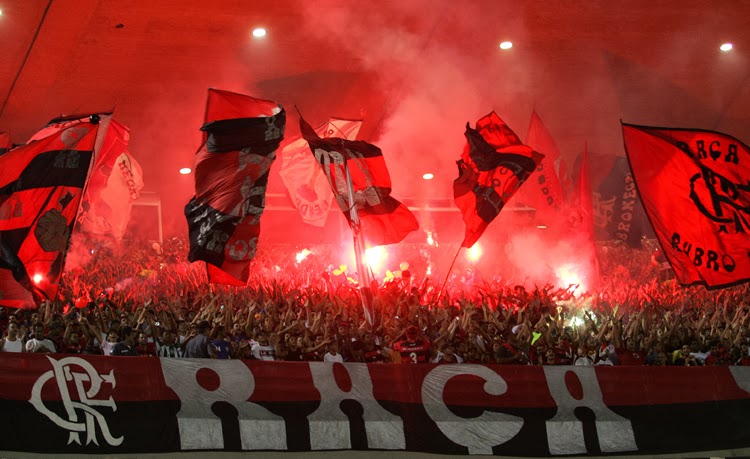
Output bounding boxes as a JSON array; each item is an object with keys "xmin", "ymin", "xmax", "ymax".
[
  {"xmin": 0, "ymin": 132, "xmax": 10, "ymax": 156},
  {"xmin": 520, "ymin": 111, "xmax": 564, "ymax": 219},
  {"xmin": 300, "ymin": 115, "xmax": 418, "ymax": 246},
  {"xmin": 185, "ymin": 89, "xmax": 286, "ymax": 285},
  {"xmin": 0, "ymin": 116, "xmax": 102, "ymax": 308},
  {"xmin": 453, "ymin": 112, "xmax": 543, "ymax": 248},
  {"xmin": 280, "ymin": 118, "xmax": 362, "ymax": 227},
  {"xmin": 32, "ymin": 118, "xmax": 143, "ymax": 240},
  {"xmin": 622, "ymin": 123, "xmax": 750, "ymax": 288}
]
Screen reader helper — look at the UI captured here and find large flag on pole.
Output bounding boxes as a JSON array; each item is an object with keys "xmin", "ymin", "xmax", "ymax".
[
  {"xmin": 590, "ymin": 155, "xmax": 651, "ymax": 246},
  {"xmin": 185, "ymin": 89, "xmax": 286, "ymax": 285},
  {"xmin": 454, "ymin": 111, "xmax": 544, "ymax": 248},
  {"xmin": 299, "ymin": 115, "xmax": 418, "ymax": 246},
  {"xmin": 280, "ymin": 118, "xmax": 362, "ymax": 227},
  {"xmin": 0, "ymin": 116, "xmax": 104, "ymax": 308},
  {"xmin": 30, "ymin": 117, "xmax": 143, "ymax": 240},
  {"xmin": 622, "ymin": 123, "xmax": 750, "ymax": 288},
  {"xmin": 520, "ymin": 111, "xmax": 564, "ymax": 219}
]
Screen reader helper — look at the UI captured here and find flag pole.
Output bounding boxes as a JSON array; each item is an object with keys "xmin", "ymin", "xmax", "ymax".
[
  {"xmin": 344, "ymin": 160, "xmax": 375, "ymax": 328},
  {"xmin": 437, "ymin": 244, "xmax": 463, "ymax": 303}
]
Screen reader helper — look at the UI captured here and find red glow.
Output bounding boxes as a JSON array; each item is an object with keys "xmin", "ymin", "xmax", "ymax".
[
  {"xmin": 554, "ymin": 264, "xmax": 587, "ymax": 296},
  {"xmin": 466, "ymin": 243, "xmax": 482, "ymax": 262},
  {"xmin": 295, "ymin": 249, "xmax": 312, "ymax": 264},
  {"xmin": 365, "ymin": 246, "xmax": 387, "ymax": 273}
]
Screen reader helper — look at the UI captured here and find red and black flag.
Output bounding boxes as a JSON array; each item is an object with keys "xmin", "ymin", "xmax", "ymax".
[
  {"xmin": 454, "ymin": 112, "xmax": 544, "ymax": 248},
  {"xmin": 280, "ymin": 118, "xmax": 362, "ymax": 227},
  {"xmin": 0, "ymin": 132, "xmax": 10, "ymax": 156},
  {"xmin": 0, "ymin": 116, "xmax": 103, "ymax": 308},
  {"xmin": 622, "ymin": 123, "xmax": 750, "ymax": 288},
  {"xmin": 29, "ymin": 117, "xmax": 143, "ymax": 240},
  {"xmin": 299, "ymin": 115, "xmax": 418, "ymax": 246},
  {"xmin": 185, "ymin": 89, "xmax": 285, "ymax": 285}
]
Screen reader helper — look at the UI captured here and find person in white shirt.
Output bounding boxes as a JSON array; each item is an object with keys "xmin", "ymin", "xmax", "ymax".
[
  {"xmin": 25, "ymin": 324, "xmax": 56, "ymax": 353},
  {"xmin": 251, "ymin": 332, "xmax": 276, "ymax": 361},
  {"xmin": 0, "ymin": 323, "xmax": 24, "ymax": 353},
  {"xmin": 323, "ymin": 341, "xmax": 344, "ymax": 363}
]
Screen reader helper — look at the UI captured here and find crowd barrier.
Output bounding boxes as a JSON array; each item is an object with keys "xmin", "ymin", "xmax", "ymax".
[{"xmin": 2, "ymin": 354, "xmax": 750, "ymax": 456}]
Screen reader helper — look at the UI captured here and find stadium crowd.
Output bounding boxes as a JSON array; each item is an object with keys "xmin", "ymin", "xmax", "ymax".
[{"xmin": 1, "ymin": 236, "xmax": 748, "ymax": 367}]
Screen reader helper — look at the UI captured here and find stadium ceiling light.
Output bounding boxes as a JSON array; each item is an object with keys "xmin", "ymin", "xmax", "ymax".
[
  {"xmin": 422, "ymin": 173, "xmax": 434, "ymax": 180},
  {"xmin": 499, "ymin": 41, "xmax": 513, "ymax": 50},
  {"xmin": 179, "ymin": 167, "xmax": 192, "ymax": 175},
  {"xmin": 252, "ymin": 27, "xmax": 267, "ymax": 38},
  {"xmin": 720, "ymin": 43, "xmax": 733, "ymax": 52},
  {"xmin": 537, "ymin": 225, "xmax": 548, "ymax": 229}
]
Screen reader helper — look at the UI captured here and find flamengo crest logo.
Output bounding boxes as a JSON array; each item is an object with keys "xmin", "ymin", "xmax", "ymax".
[{"xmin": 29, "ymin": 356, "xmax": 123, "ymax": 446}]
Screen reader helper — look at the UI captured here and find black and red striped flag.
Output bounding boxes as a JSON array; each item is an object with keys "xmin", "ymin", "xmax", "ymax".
[
  {"xmin": 622, "ymin": 123, "xmax": 750, "ymax": 288},
  {"xmin": 300, "ymin": 115, "xmax": 418, "ymax": 246},
  {"xmin": 185, "ymin": 89, "xmax": 286, "ymax": 285},
  {"xmin": 454, "ymin": 112, "xmax": 544, "ymax": 248},
  {"xmin": 0, "ymin": 116, "xmax": 102, "ymax": 308}
]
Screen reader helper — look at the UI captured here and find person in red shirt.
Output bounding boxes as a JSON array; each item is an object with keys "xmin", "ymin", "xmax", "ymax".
[
  {"xmin": 393, "ymin": 325, "xmax": 431, "ymax": 363},
  {"xmin": 134, "ymin": 330, "xmax": 157, "ymax": 356}
]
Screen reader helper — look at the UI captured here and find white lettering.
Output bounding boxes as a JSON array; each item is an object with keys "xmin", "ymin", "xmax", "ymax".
[
  {"xmin": 307, "ymin": 363, "xmax": 405, "ymax": 450},
  {"xmin": 160, "ymin": 359, "xmax": 286, "ymax": 451},
  {"xmin": 422, "ymin": 365, "xmax": 523, "ymax": 455},
  {"xmin": 543, "ymin": 366, "xmax": 636, "ymax": 455}
]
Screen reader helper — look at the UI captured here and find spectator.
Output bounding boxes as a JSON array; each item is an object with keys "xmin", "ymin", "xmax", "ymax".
[
  {"xmin": 112, "ymin": 327, "xmax": 139, "ymax": 356},
  {"xmin": 184, "ymin": 321, "xmax": 211, "ymax": 358},
  {"xmin": 25, "ymin": 324, "xmax": 56, "ymax": 353},
  {"xmin": 0, "ymin": 323, "xmax": 24, "ymax": 353}
]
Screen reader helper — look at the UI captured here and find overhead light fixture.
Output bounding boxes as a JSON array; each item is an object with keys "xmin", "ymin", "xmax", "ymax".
[
  {"xmin": 720, "ymin": 43, "xmax": 733, "ymax": 52},
  {"xmin": 179, "ymin": 167, "xmax": 192, "ymax": 175},
  {"xmin": 537, "ymin": 225, "xmax": 548, "ymax": 229},
  {"xmin": 422, "ymin": 173, "xmax": 434, "ymax": 180},
  {"xmin": 499, "ymin": 41, "xmax": 513, "ymax": 50},
  {"xmin": 252, "ymin": 28, "xmax": 267, "ymax": 38}
]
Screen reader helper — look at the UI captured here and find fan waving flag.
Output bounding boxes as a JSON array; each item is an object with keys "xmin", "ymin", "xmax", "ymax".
[
  {"xmin": 622, "ymin": 123, "xmax": 750, "ymax": 288},
  {"xmin": 454, "ymin": 112, "xmax": 544, "ymax": 248},
  {"xmin": 185, "ymin": 89, "xmax": 286, "ymax": 285},
  {"xmin": 0, "ymin": 116, "xmax": 103, "ymax": 308},
  {"xmin": 300, "ymin": 115, "xmax": 418, "ymax": 246},
  {"xmin": 280, "ymin": 118, "xmax": 362, "ymax": 227}
]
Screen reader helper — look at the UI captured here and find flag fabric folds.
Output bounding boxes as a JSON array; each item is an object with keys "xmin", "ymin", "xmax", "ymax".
[
  {"xmin": 454, "ymin": 112, "xmax": 544, "ymax": 248},
  {"xmin": 280, "ymin": 118, "xmax": 362, "ymax": 227},
  {"xmin": 0, "ymin": 117, "xmax": 102, "ymax": 308},
  {"xmin": 0, "ymin": 132, "xmax": 10, "ymax": 156},
  {"xmin": 520, "ymin": 111, "xmax": 564, "ymax": 217},
  {"xmin": 185, "ymin": 89, "xmax": 286, "ymax": 285},
  {"xmin": 78, "ymin": 120, "xmax": 143, "ymax": 239},
  {"xmin": 30, "ymin": 117, "xmax": 143, "ymax": 240},
  {"xmin": 300, "ymin": 115, "xmax": 418, "ymax": 246},
  {"xmin": 622, "ymin": 123, "xmax": 750, "ymax": 288},
  {"xmin": 590, "ymin": 155, "xmax": 651, "ymax": 246}
]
